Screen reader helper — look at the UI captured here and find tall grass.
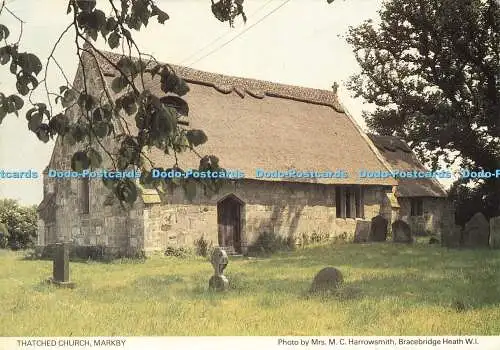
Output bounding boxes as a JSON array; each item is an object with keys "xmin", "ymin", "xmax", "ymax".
[{"xmin": 1, "ymin": 242, "xmax": 499, "ymax": 336}]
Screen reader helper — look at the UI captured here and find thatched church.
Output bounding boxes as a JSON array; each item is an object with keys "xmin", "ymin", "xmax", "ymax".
[{"xmin": 36, "ymin": 48, "xmax": 452, "ymax": 256}]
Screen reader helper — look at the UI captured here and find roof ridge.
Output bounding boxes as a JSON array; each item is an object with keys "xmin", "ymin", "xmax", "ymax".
[{"xmin": 93, "ymin": 49, "xmax": 344, "ymax": 111}]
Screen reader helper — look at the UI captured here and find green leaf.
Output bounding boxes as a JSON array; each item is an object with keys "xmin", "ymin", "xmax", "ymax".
[
  {"xmin": 108, "ymin": 31, "xmax": 120, "ymax": 49},
  {"xmin": 48, "ymin": 113, "xmax": 69, "ymax": 135},
  {"xmin": 160, "ymin": 68, "xmax": 179, "ymax": 93},
  {"xmin": 93, "ymin": 10, "xmax": 107, "ymax": 30},
  {"xmin": 77, "ymin": 93, "xmax": 95, "ymax": 110},
  {"xmin": 0, "ymin": 46, "xmax": 11, "ymax": 65},
  {"xmin": 0, "ymin": 25, "xmax": 10, "ymax": 41},
  {"xmin": 106, "ymin": 18, "xmax": 117, "ymax": 32},
  {"xmin": 35, "ymin": 124, "xmax": 50, "ymax": 143},
  {"xmin": 117, "ymin": 56, "xmax": 135, "ymax": 75},
  {"xmin": 115, "ymin": 179, "xmax": 138, "ymax": 203},
  {"xmin": 76, "ymin": 0, "xmax": 96, "ymax": 13},
  {"xmin": 9, "ymin": 61, "xmax": 16, "ymax": 74},
  {"xmin": 120, "ymin": 94, "xmax": 137, "ymax": 115},
  {"xmin": 71, "ymin": 151, "xmax": 90, "ymax": 172},
  {"xmin": 16, "ymin": 74, "xmax": 39, "ymax": 95},
  {"xmin": 127, "ymin": 16, "xmax": 142, "ymax": 31},
  {"xmin": 16, "ymin": 80, "xmax": 29, "ymax": 96},
  {"xmin": 72, "ymin": 123, "xmax": 88, "ymax": 142},
  {"xmin": 27, "ymin": 112, "xmax": 43, "ymax": 132},
  {"xmin": 91, "ymin": 107, "xmax": 104, "ymax": 122},
  {"xmin": 88, "ymin": 28, "xmax": 98, "ymax": 41},
  {"xmin": 122, "ymin": 28, "xmax": 132, "ymax": 41},
  {"xmin": 62, "ymin": 89, "xmax": 78, "ymax": 108},
  {"xmin": 152, "ymin": 6, "xmax": 169, "ymax": 24},
  {"xmin": 111, "ymin": 76, "xmax": 127, "ymax": 93},
  {"xmin": 93, "ymin": 122, "xmax": 109, "ymax": 138},
  {"xmin": 26, "ymin": 53, "xmax": 43, "ymax": 75},
  {"xmin": 173, "ymin": 79, "xmax": 190, "ymax": 96},
  {"xmin": 123, "ymin": 101, "xmax": 137, "ymax": 115},
  {"xmin": 186, "ymin": 129, "xmax": 208, "ymax": 147},
  {"xmin": 8, "ymin": 95, "xmax": 24, "ymax": 111},
  {"xmin": 87, "ymin": 148, "xmax": 102, "ymax": 168},
  {"xmin": 148, "ymin": 64, "xmax": 162, "ymax": 78},
  {"xmin": 160, "ymin": 96, "xmax": 189, "ymax": 116},
  {"xmin": 0, "ymin": 105, "xmax": 6, "ymax": 124},
  {"xmin": 16, "ymin": 53, "xmax": 42, "ymax": 75}
]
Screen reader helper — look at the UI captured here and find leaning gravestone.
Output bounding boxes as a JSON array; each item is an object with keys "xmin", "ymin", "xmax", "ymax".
[
  {"xmin": 489, "ymin": 216, "xmax": 500, "ymax": 249},
  {"xmin": 47, "ymin": 243, "xmax": 75, "ymax": 288},
  {"xmin": 209, "ymin": 247, "xmax": 229, "ymax": 291},
  {"xmin": 463, "ymin": 212, "xmax": 490, "ymax": 248},
  {"xmin": 392, "ymin": 220, "xmax": 413, "ymax": 243},
  {"xmin": 310, "ymin": 267, "xmax": 343, "ymax": 293},
  {"xmin": 353, "ymin": 220, "xmax": 371, "ymax": 243},
  {"xmin": 370, "ymin": 215, "xmax": 388, "ymax": 242}
]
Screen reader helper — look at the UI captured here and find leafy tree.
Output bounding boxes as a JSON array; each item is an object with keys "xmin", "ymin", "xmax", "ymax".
[
  {"xmin": 346, "ymin": 0, "xmax": 500, "ymax": 212},
  {"xmin": 0, "ymin": 199, "xmax": 37, "ymax": 249},
  {"xmin": 0, "ymin": 221, "xmax": 9, "ymax": 248},
  {"xmin": 448, "ymin": 180, "xmax": 498, "ymax": 226}
]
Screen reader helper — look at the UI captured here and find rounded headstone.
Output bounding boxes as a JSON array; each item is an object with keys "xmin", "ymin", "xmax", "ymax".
[
  {"xmin": 392, "ymin": 219, "xmax": 413, "ymax": 243},
  {"xmin": 311, "ymin": 267, "xmax": 343, "ymax": 292}
]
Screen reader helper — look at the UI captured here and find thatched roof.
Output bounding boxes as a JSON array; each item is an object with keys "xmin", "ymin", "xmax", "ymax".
[
  {"xmin": 368, "ymin": 134, "xmax": 448, "ymax": 197},
  {"xmin": 82, "ymin": 49, "xmax": 396, "ymax": 186}
]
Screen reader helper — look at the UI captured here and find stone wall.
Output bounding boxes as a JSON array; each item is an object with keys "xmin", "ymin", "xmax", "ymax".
[
  {"xmin": 37, "ymin": 50, "xmax": 145, "ymax": 255},
  {"xmin": 397, "ymin": 197, "xmax": 452, "ymax": 236},
  {"xmin": 143, "ymin": 179, "xmax": 391, "ymax": 252}
]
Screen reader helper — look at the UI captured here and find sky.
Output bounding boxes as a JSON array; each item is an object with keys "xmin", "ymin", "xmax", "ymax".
[{"xmin": 0, "ymin": 0, "xmax": 452, "ymax": 205}]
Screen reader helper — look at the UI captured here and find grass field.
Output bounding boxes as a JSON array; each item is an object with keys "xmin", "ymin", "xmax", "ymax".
[{"xmin": 1, "ymin": 242, "xmax": 500, "ymax": 336}]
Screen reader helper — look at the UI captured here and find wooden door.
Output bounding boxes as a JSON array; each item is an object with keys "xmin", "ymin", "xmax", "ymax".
[{"xmin": 217, "ymin": 196, "xmax": 242, "ymax": 253}]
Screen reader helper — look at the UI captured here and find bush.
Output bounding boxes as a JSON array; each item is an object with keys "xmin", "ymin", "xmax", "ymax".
[
  {"xmin": 0, "ymin": 199, "xmax": 37, "ymax": 250},
  {"xmin": 300, "ymin": 233, "xmax": 310, "ymax": 246},
  {"xmin": 295, "ymin": 231, "xmax": 331, "ymax": 247},
  {"xmin": 35, "ymin": 244, "xmax": 145, "ymax": 262},
  {"xmin": 248, "ymin": 232, "xmax": 291, "ymax": 254},
  {"xmin": 331, "ymin": 232, "xmax": 349, "ymax": 244},
  {"xmin": 194, "ymin": 236, "xmax": 212, "ymax": 257},
  {"xmin": 311, "ymin": 230, "xmax": 330, "ymax": 243},
  {"xmin": 164, "ymin": 246, "xmax": 191, "ymax": 258}
]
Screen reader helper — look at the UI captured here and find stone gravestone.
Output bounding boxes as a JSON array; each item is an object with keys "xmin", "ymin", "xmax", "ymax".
[
  {"xmin": 442, "ymin": 224, "xmax": 462, "ymax": 248},
  {"xmin": 353, "ymin": 220, "xmax": 371, "ymax": 243},
  {"xmin": 463, "ymin": 212, "xmax": 490, "ymax": 248},
  {"xmin": 370, "ymin": 215, "xmax": 388, "ymax": 242},
  {"xmin": 209, "ymin": 247, "xmax": 229, "ymax": 291},
  {"xmin": 489, "ymin": 216, "xmax": 500, "ymax": 249},
  {"xmin": 310, "ymin": 267, "xmax": 343, "ymax": 293},
  {"xmin": 47, "ymin": 243, "xmax": 75, "ymax": 288},
  {"xmin": 392, "ymin": 220, "xmax": 413, "ymax": 243}
]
